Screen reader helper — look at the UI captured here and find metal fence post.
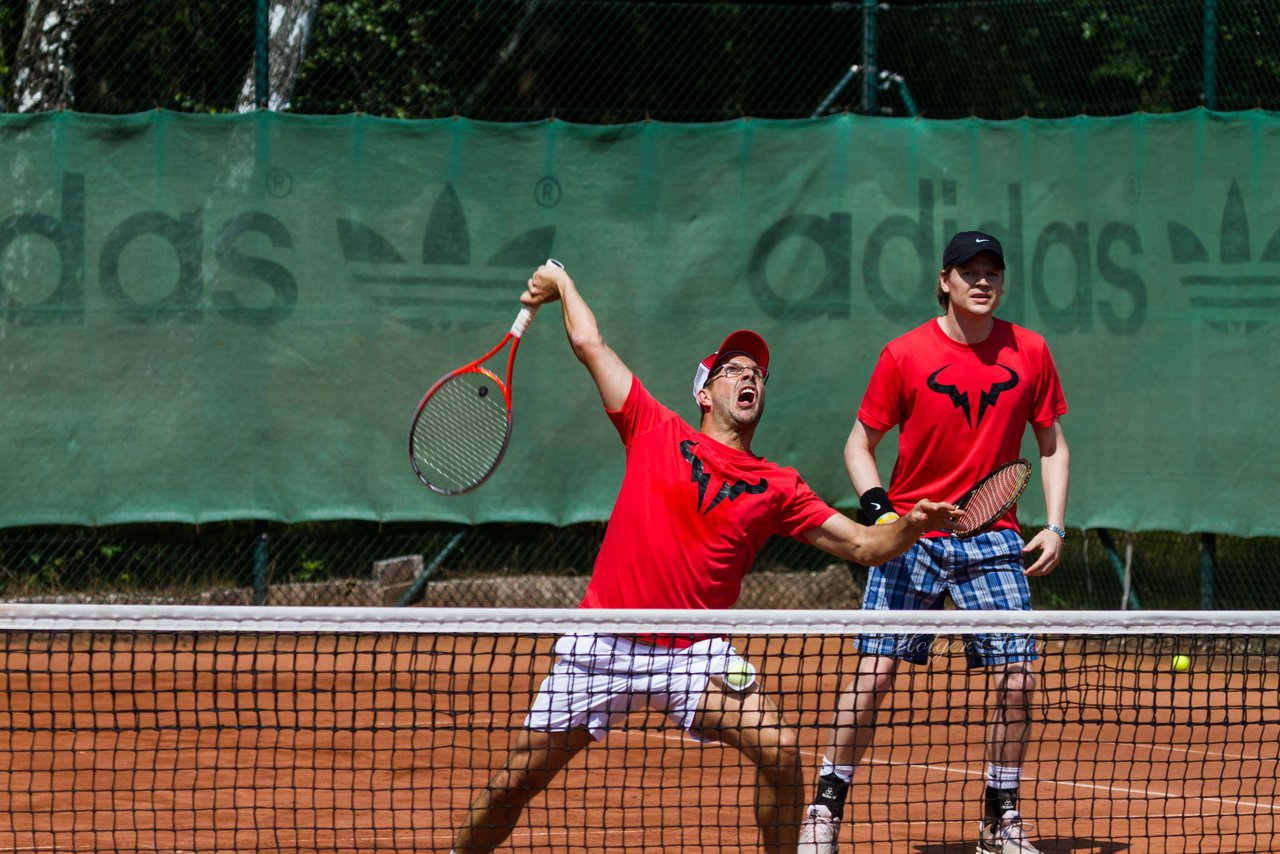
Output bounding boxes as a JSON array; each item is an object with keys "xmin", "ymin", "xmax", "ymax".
[
  {"xmin": 1203, "ymin": 0, "xmax": 1217, "ymax": 109},
  {"xmin": 396, "ymin": 528, "xmax": 468, "ymax": 607},
  {"xmin": 255, "ymin": 0, "xmax": 270, "ymax": 109},
  {"xmin": 1096, "ymin": 529, "xmax": 1142, "ymax": 610},
  {"xmin": 862, "ymin": 0, "xmax": 878, "ymax": 114},
  {"xmin": 811, "ymin": 66, "xmax": 859, "ymax": 118},
  {"xmin": 253, "ymin": 522, "xmax": 269, "ymax": 605},
  {"xmin": 1199, "ymin": 532, "xmax": 1217, "ymax": 609}
]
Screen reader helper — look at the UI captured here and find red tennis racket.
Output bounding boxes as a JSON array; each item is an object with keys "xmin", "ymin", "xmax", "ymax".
[
  {"xmin": 949, "ymin": 458, "xmax": 1033, "ymax": 539},
  {"xmin": 409, "ymin": 259, "xmax": 563, "ymax": 494}
]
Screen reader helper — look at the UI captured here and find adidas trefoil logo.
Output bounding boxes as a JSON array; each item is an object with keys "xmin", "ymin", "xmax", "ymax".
[
  {"xmin": 338, "ymin": 184, "xmax": 555, "ymax": 331},
  {"xmin": 1167, "ymin": 179, "xmax": 1280, "ymax": 334}
]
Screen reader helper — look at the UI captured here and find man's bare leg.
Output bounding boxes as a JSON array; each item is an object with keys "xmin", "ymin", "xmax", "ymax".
[
  {"xmin": 452, "ymin": 727, "xmax": 593, "ymax": 853},
  {"xmin": 695, "ymin": 677, "xmax": 805, "ymax": 853}
]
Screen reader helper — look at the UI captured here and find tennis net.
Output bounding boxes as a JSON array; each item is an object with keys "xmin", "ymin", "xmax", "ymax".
[{"xmin": 0, "ymin": 604, "xmax": 1276, "ymax": 853}]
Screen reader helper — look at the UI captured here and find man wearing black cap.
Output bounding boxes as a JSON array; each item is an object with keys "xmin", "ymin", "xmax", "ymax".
[
  {"xmin": 450, "ymin": 263, "xmax": 959, "ymax": 854},
  {"xmin": 798, "ymin": 232, "xmax": 1070, "ymax": 854}
]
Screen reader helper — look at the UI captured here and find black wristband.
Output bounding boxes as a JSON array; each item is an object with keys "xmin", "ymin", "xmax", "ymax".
[{"xmin": 859, "ymin": 487, "xmax": 894, "ymax": 523}]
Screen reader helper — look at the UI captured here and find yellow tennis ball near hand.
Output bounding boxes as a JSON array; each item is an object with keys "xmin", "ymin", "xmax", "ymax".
[
  {"xmin": 1171, "ymin": 654, "xmax": 1191, "ymax": 673},
  {"xmin": 724, "ymin": 658, "xmax": 756, "ymax": 691}
]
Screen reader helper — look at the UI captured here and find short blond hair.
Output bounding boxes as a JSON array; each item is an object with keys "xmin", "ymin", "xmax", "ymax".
[{"xmin": 935, "ymin": 267, "xmax": 951, "ymax": 310}]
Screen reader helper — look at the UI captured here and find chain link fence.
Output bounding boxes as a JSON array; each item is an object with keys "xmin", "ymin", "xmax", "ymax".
[
  {"xmin": 2, "ymin": 0, "xmax": 1277, "ymax": 608},
  {"xmin": 1, "ymin": 0, "xmax": 1278, "ymax": 119},
  {"xmin": 1, "ymin": 523, "xmax": 1274, "ymax": 611}
]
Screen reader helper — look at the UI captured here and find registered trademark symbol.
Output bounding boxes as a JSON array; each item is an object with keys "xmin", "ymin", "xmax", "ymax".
[
  {"xmin": 535, "ymin": 177, "xmax": 561, "ymax": 208},
  {"xmin": 267, "ymin": 168, "xmax": 293, "ymax": 198}
]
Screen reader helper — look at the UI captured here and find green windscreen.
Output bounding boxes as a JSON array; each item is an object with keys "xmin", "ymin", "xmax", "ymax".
[{"xmin": 1, "ymin": 110, "xmax": 1276, "ymax": 535}]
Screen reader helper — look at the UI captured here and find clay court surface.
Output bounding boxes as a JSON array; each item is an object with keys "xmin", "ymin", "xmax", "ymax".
[{"xmin": 0, "ymin": 631, "xmax": 1276, "ymax": 853}]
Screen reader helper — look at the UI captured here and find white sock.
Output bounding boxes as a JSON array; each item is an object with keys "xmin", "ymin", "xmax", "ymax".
[
  {"xmin": 986, "ymin": 763, "xmax": 1021, "ymax": 790},
  {"xmin": 821, "ymin": 759, "xmax": 855, "ymax": 783}
]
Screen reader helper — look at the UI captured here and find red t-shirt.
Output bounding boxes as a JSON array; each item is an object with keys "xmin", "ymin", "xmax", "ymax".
[
  {"xmin": 857, "ymin": 318, "xmax": 1067, "ymax": 536},
  {"xmin": 581, "ymin": 377, "xmax": 836, "ymax": 629}
]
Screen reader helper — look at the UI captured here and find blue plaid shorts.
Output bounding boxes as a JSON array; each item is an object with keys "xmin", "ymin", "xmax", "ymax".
[{"xmin": 857, "ymin": 528, "xmax": 1038, "ymax": 667}]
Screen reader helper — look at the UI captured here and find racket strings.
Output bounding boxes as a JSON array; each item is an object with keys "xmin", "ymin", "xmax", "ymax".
[
  {"xmin": 411, "ymin": 374, "xmax": 511, "ymax": 493},
  {"xmin": 954, "ymin": 464, "xmax": 1031, "ymax": 536}
]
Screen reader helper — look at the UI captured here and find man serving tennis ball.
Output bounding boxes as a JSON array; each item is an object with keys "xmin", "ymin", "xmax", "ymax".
[{"xmin": 450, "ymin": 262, "xmax": 959, "ymax": 854}]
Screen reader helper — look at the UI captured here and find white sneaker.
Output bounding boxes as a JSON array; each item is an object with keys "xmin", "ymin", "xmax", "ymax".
[
  {"xmin": 796, "ymin": 803, "xmax": 840, "ymax": 853},
  {"xmin": 976, "ymin": 810, "xmax": 1043, "ymax": 854}
]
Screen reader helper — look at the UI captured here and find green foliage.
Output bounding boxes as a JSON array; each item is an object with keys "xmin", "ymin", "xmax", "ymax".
[
  {"xmin": 0, "ymin": 0, "xmax": 1276, "ymax": 120},
  {"xmin": 0, "ymin": 0, "xmax": 16, "ymax": 99},
  {"xmin": 293, "ymin": 1, "xmax": 464, "ymax": 118},
  {"xmin": 71, "ymin": 0, "xmax": 254, "ymax": 113}
]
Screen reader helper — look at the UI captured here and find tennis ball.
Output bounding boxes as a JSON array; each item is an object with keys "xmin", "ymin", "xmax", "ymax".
[
  {"xmin": 724, "ymin": 658, "xmax": 756, "ymax": 691},
  {"xmin": 1171, "ymin": 654, "xmax": 1191, "ymax": 673}
]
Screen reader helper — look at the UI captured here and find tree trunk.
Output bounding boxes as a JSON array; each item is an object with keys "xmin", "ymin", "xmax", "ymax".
[
  {"xmin": 9, "ymin": 0, "xmax": 96, "ymax": 112},
  {"xmin": 462, "ymin": 0, "xmax": 544, "ymax": 112},
  {"xmin": 236, "ymin": 0, "xmax": 320, "ymax": 112}
]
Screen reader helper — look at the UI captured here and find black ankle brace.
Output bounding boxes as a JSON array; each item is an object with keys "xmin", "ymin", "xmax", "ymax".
[
  {"xmin": 815, "ymin": 772, "xmax": 850, "ymax": 819},
  {"xmin": 984, "ymin": 786, "xmax": 1017, "ymax": 824}
]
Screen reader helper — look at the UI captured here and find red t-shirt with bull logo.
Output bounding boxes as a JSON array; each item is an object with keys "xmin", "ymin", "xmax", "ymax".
[
  {"xmin": 857, "ymin": 318, "xmax": 1067, "ymax": 537},
  {"xmin": 580, "ymin": 377, "xmax": 835, "ymax": 637}
]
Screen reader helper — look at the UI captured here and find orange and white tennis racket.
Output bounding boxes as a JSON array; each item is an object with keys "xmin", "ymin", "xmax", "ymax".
[{"xmin": 408, "ymin": 259, "xmax": 563, "ymax": 494}]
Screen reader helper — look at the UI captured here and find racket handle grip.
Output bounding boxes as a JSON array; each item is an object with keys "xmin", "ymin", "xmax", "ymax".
[
  {"xmin": 512, "ymin": 258, "xmax": 563, "ymax": 337},
  {"xmin": 512, "ymin": 304, "xmax": 538, "ymax": 338}
]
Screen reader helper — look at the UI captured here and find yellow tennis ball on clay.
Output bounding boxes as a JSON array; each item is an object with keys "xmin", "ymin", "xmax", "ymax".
[
  {"xmin": 725, "ymin": 658, "xmax": 756, "ymax": 691},
  {"xmin": 1171, "ymin": 654, "xmax": 1191, "ymax": 673}
]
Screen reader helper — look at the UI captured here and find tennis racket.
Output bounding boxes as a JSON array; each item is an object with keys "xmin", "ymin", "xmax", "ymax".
[
  {"xmin": 408, "ymin": 258, "xmax": 563, "ymax": 495},
  {"xmin": 949, "ymin": 458, "xmax": 1033, "ymax": 539}
]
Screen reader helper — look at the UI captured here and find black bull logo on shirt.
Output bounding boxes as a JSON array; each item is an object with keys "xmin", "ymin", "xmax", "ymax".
[
  {"xmin": 679, "ymin": 440, "xmax": 768, "ymax": 514},
  {"xmin": 926, "ymin": 364, "xmax": 1020, "ymax": 428}
]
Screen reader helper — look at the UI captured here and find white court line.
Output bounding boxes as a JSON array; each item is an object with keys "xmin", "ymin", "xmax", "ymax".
[
  {"xmin": 396, "ymin": 711, "xmax": 1280, "ymax": 820},
  {"xmin": 1134, "ymin": 738, "xmax": 1268, "ymax": 763},
  {"xmin": 11, "ymin": 722, "xmax": 1268, "ymax": 854},
  {"xmin": 856, "ymin": 753, "xmax": 1280, "ymax": 814},
  {"xmin": 621, "ymin": 728, "xmax": 1280, "ymax": 815}
]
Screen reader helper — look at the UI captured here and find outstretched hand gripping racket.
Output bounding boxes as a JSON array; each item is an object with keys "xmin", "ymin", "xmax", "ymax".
[
  {"xmin": 409, "ymin": 259, "xmax": 563, "ymax": 494},
  {"xmin": 949, "ymin": 458, "xmax": 1033, "ymax": 539}
]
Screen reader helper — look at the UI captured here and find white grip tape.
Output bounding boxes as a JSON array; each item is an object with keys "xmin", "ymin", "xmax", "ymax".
[
  {"xmin": 511, "ymin": 305, "xmax": 537, "ymax": 338},
  {"xmin": 512, "ymin": 258, "xmax": 563, "ymax": 338}
]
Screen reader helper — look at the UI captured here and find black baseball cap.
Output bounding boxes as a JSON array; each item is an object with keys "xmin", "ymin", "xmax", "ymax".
[{"xmin": 942, "ymin": 231, "xmax": 1005, "ymax": 269}]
